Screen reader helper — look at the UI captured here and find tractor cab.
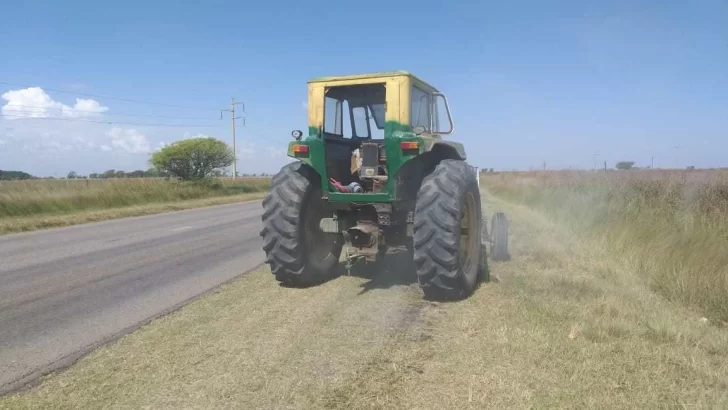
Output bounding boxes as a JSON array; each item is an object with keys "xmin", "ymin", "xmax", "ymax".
[{"xmin": 288, "ymin": 71, "xmax": 462, "ymax": 202}]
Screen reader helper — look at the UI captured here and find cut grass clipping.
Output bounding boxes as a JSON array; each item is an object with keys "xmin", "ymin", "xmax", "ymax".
[
  {"xmin": 2, "ymin": 183, "xmax": 727, "ymax": 409},
  {"xmin": 0, "ymin": 177, "xmax": 270, "ymax": 234}
]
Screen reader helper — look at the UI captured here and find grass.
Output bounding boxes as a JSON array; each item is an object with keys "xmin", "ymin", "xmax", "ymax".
[
  {"xmin": 0, "ymin": 177, "xmax": 270, "ymax": 234},
  {"xmin": 482, "ymin": 169, "xmax": 728, "ymax": 324},
  {"xmin": 2, "ymin": 184, "xmax": 727, "ymax": 409}
]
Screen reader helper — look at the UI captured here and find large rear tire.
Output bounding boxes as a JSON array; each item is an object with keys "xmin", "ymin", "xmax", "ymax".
[
  {"xmin": 413, "ymin": 160, "xmax": 483, "ymax": 300},
  {"xmin": 260, "ymin": 162, "xmax": 343, "ymax": 287}
]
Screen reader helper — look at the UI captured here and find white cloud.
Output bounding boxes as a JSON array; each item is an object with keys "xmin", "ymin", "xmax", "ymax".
[
  {"xmin": 100, "ymin": 144, "xmax": 112, "ymax": 152},
  {"xmin": 67, "ymin": 98, "xmax": 107, "ymax": 118},
  {"xmin": 1, "ymin": 87, "xmax": 108, "ymax": 119},
  {"xmin": 107, "ymin": 127, "xmax": 151, "ymax": 154}
]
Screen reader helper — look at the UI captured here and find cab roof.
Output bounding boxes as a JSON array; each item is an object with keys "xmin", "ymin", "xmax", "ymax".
[{"xmin": 307, "ymin": 71, "xmax": 438, "ymax": 92}]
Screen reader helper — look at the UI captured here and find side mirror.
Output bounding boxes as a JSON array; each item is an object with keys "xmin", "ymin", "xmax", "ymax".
[{"xmin": 291, "ymin": 129, "xmax": 303, "ymax": 140}]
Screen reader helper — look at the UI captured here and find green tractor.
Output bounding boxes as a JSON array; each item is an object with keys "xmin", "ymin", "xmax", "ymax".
[{"xmin": 260, "ymin": 71, "xmax": 509, "ymax": 300}]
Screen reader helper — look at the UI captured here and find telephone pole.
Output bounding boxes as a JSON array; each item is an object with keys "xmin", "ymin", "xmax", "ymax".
[{"xmin": 222, "ymin": 97, "xmax": 245, "ymax": 178}]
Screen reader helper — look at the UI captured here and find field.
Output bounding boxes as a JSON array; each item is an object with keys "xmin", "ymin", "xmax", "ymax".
[
  {"xmin": 483, "ymin": 169, "xmax": 728, "ymax": 324},
  {"xmin": 0, "ymin": 177, "xmax": 270, "ymax": 234},
  {"xmin": 2, "ymin": 170, "xmax": 727, "ymax": 409}
]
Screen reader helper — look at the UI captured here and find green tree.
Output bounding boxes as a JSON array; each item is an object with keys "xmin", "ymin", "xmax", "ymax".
[
  {"xmin": 0, "ymin": 170, "xmax": 35, "ymax": 180},
  {"xmin": 149, "ymin": 137, "xmax": 234, "ymax": 180},
  {"xmin": 615, "ymin": 161, "xmax": 635, "ymax": 170}
]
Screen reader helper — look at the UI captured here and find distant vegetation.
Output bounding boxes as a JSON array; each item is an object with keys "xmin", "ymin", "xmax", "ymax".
[
  {"xmin": 482, "ymin": 169, "xmax": 728, "ymax": 323},
  {"xmin": 0, "ymin": 177, "xmax": 270, "ymax": 219},
  {"xmin": 150, "ymin": 137, "xmax": 235, "ymax": 180},
  {"xmin": 0, "ymin": 170, "xmax": 35, "ymax": 180},
  {"xmin": 0, "ymin": 137, "xmax": 270, "ymax": 233},
  {"xmin": 0, "ymin": 176, "xmax": 271, "ymax": 234},
  {"xmin": 615, "ymin": 161, "xmax": 635, "ymax": 170}
]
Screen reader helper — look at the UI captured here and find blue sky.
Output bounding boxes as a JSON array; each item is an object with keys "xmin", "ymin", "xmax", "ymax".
[{"xmin": 1, "ymin": 0, "xmax": 726, "ymax": 176}]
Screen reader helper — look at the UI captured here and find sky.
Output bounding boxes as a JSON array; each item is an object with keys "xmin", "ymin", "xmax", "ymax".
[{"xmin": 1, "ymin": 0, "xmax": 726, "ymax": 177}]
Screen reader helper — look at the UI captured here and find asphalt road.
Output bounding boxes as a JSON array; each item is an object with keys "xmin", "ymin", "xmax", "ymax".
[{"xmin": 0, "ymin": 201, "xmax": 265, "ymax": 394}]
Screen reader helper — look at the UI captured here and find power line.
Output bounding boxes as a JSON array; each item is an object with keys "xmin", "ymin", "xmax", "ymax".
[
  {"xmin": 3, "ymin": 104, "xmax": 217, "ymax": 120},
  {"xmin": 0, "ymin": 81, "xmax": 221, "ymax": 111},
  {"xmin": 0, "ymin": 114, "xmax": 221, "ymax": 127}
]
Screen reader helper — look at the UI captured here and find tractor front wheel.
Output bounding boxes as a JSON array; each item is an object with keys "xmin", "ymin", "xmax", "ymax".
[
  {"xmin": 413, "ymin": 160, "xmax": 484, "ymax": 300},
  {"xmin": 490, "ymin": 212, "xmax": 510, "ymax": 261},
  {"xmin": 260, "ymin": 162, "xmax": 343, "ymax": 287}
]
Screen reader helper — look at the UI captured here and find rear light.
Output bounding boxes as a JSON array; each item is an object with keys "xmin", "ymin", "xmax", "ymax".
[
  {"xmin": 400, "ymin": 141, "xmax": 419, "ymax": 151},
  {"xmin": 292, "ymin": 144, "xmax": 309, "ymax": 155}
]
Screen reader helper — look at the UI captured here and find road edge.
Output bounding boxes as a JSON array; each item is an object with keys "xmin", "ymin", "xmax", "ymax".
[
  {"xmin": 0, "ymin": 262, "xmax": 266, "ymax": 397},
  {"xmin": 0, "ymin": 196, "xmax": 265, "ymax": 238}
]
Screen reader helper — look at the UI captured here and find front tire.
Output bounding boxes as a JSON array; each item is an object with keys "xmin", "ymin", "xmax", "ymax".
[
  {"xmin": 260, "ymin": 162, "xmax": 343, "ymax": 286},
  {"xmin": 413, "ymin": 160, "xmax": 484, "ymax": 300},
  {"xmin": 490, "ymin": 212, "xmax": 510, "ymax": 261}
]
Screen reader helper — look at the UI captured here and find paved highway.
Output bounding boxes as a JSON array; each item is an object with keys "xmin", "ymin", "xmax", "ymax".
[{"xmin": 0, "ymin": 201, "xmax": 265, "ymax": 394}]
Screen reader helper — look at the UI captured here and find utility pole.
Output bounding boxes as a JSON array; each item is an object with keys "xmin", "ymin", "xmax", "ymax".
[{"xmin": 222, "ymin": 97, "xmax": 245, "ymax": 178}]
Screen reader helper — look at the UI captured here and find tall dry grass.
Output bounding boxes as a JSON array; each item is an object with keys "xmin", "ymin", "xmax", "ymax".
[
  {"xmin": 0, "ymin": 177, "xmax": 270, "ymax": 218},
  {"xmin": 482, "ymin": 169, "xmax": 728, "ymax": 323}
]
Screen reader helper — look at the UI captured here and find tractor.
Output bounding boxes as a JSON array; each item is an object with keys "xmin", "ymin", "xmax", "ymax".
[{"xmin": 260, "ymin": 71, "xmax": 509, "ymax": 300}]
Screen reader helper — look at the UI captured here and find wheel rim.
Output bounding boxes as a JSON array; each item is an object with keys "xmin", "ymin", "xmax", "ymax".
[{"xmin": 459, "ymin": 192, "xmax": 479, "ymax": 282}]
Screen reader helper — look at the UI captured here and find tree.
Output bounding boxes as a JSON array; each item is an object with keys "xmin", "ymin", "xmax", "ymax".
[
  {"xmin": 615, "ymin": 161, "xmax": 635, "ymax": 170},
  {"xmin": 0, "ymin": 170, "xmax": 35, "ymax": 180},
  {"xmin": 67, "ymin": 171, "xmax": 78, "ymax": 179},
  {"xmin": 149, "ymin": 137, "xmax": 234, "ymax": 180}
]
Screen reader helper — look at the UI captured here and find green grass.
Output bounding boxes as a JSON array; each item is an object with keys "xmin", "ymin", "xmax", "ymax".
[
  {"xmin": 482, "ymin": 169, "xmax": 728, "ymax": 323},
  {"xmin": 0, "ymin": 177, "xmax": 270, "ymax": 234}
]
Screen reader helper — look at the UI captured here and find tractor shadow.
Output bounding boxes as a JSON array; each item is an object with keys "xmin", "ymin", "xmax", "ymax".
[{"xmin": 340, "ymin": 246, "xmax": 419, "ymax": 295}]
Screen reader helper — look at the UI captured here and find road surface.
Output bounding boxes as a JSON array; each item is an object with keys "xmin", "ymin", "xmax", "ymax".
[{"xmin": 0, "ymin": 201, "xmax": 265, "ymax": 394}]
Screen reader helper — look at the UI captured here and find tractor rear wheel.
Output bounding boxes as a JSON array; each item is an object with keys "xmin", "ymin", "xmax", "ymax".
[
  {"xmin": 260, "ymin": 162, "xmax": 343, "ymax": 286},
  {"xmin": 413, "ymin": 159, "xmax": 484, "ymax": 300}
]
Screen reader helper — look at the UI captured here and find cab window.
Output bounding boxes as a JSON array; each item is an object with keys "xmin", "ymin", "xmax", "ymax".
[{"xmin": 410, "ymin": 85, "xmax": 431, "ymax": 131}]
